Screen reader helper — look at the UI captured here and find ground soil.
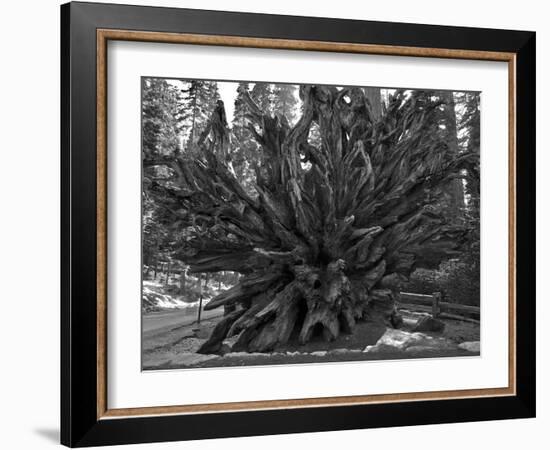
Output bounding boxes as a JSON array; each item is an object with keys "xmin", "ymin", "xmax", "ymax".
[{"xmin": 142, "ymin": 307, "xmax": 480, "ymax": 370}]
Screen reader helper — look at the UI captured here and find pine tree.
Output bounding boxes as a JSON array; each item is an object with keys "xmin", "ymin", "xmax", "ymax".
[
  {"xmin": 231, "ymin": 82, "xmax": 258, "ymax": 190},
  {"xmin": 456, "ymin": 92, "xmax": 480, "ymax": 209},
  {"xmin": 142, "ymin": 78, "xmax": 181, "ymax": 157},
  {"xmin": 207, "ymin": 82, "xmax": 221, "ymax": 105},
  {"xmin": 440, "ymin": 91, "xmax": 465, "ymax": 219},
  {"xmin": 250, "ymin": 82, "xmax": 273, "ymax": 114},
  {"xmin": 446, "ymin": 91, "xmax": 480, "ymax": 307},
  {"xmin": 394, "ymin": 90, "xmax": 465, "ymax": 221},
  {"xmin": 272, "ymin": 84, "xmax": 298, "ymax": 125},
  {"xmin": 181, "ymin": 81, "xmax": 220, "ymax": 154},
  {"xmin": 141, "ymin": 78, "xmax": 185, "ymax": 278}
]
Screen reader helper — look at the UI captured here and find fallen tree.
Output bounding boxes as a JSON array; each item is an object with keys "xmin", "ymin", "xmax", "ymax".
[{"xmin": 145, "ymin": 86, "xmax": 478, "ymax": 353}]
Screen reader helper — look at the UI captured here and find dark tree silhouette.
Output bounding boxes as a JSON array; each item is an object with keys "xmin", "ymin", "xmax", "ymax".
[
  {"xmin": 147, "ymin": 85, "xmax": 478, "ymax": 354},
  {"xmin": 181, "ymin": 80, "xmax": 220, "ymax": 154}
]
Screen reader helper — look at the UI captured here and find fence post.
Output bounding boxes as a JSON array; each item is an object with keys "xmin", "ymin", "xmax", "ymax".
[
  {"xmin": 432, "ymin": 292, "xmax": 441, "ymax": 318},
  {"xmin": 165, "ymin": 261, "xmax": 171, "ymax": 285},
  {"xmin": 197, "ymin": 273, "xmax": 203, "ymax": 324}
]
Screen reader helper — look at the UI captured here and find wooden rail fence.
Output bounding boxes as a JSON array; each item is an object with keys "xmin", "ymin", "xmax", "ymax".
[{"xmin": 398, "ymin": 292, "xmax": 480, "ymax": 322}]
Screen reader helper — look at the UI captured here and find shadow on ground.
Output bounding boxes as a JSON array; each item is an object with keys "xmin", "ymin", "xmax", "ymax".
[{"xmin": 34, "ymin": 428, "xmax": 59, "ymax": 444}]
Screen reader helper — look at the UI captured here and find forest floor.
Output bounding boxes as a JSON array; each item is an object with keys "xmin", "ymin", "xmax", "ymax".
[{"xmin": 142, "ymin": 305, "xmax": 480, "ymax": 370}]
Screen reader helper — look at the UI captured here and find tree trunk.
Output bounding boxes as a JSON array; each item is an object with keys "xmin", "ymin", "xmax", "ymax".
[
  {"xmin": 165, "ymin": 261, "xmax": 171, "ymax": 286},
  {"xmin": 179, "ymin": 268, "xmax": 187, "ymax": 294},
  {"xmin": 441, "ymin": 91, "xmax": 465, "ymax": 220},
  {"xmin": 364, "ymin": 87, "xmax": 382, "ymax": 120}
]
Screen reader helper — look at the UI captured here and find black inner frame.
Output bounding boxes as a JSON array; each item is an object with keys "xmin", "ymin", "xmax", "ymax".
[{"xmin": 61, "ymin": 2, "xmax": 536, "ymax": 447}]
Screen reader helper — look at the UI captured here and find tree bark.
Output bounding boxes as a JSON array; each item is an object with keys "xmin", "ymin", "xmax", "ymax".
[
  {"xmin": 441, "ymin": 91, "xmax": 465, "ymax": 219},
  {"xmin": 165, "ymin": 261, "xmax": 171, "ymax": 286},
  {"xmin": 364, "ymin": 87, "xmax": 382, "ymax": 120},
  {"xmin": 179, "ymin": 268, "xmax": 187, "ymax": 294}
]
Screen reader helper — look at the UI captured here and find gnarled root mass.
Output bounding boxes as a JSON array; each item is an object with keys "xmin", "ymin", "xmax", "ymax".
[{"xmin": 146, "ymin": 85, "xmax": 476, "ymax": 354}]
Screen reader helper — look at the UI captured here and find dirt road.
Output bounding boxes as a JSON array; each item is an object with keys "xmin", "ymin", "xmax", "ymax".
[{"xmin": 143, "ymin": 306, "xmax": 223, "ymax": 340}]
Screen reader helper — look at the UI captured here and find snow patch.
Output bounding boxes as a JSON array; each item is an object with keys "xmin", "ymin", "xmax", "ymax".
[
  {"xmin": 142, "ymin": 282, "xmax": 214, "ymax": 309},
  {"xmin": 458, "ymin": 341, "xmax": 480, "ymax": 352},
  {"xmin": 364, "ymin": 328, "xmax": 456, "ymax": 353}
]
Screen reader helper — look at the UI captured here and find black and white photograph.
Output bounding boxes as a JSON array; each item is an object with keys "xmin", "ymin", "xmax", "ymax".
[{"xmin": 141, "ymin": 78, "xmax": 481, "ymax": 370}]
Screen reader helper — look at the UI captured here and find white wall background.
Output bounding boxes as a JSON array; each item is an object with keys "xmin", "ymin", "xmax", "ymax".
[{"xmin": 0, "ymin": 1, "xmax": 545, "ymax": 449}]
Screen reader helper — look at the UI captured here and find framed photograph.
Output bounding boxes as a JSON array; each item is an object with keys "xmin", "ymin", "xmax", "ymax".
[{"xmin": 61, "ymin": 1, "xmax": 535, "ymax": 447}]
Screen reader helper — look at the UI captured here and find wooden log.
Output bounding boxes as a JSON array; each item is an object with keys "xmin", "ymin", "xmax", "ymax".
[
  {"xmin": 399, "ymin": 292, "xmax": 435, "ymax": 306},
  {"xmin": 438, "ymin": 312, "xmax": 480, "ymax": 324},
  {"xmin": 396, "ymin": 303, "xmax": 432, "ymax": 314},
  {"xmin": 440, "ymin": 301, "xmax": 480, "ymax": 316}
]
